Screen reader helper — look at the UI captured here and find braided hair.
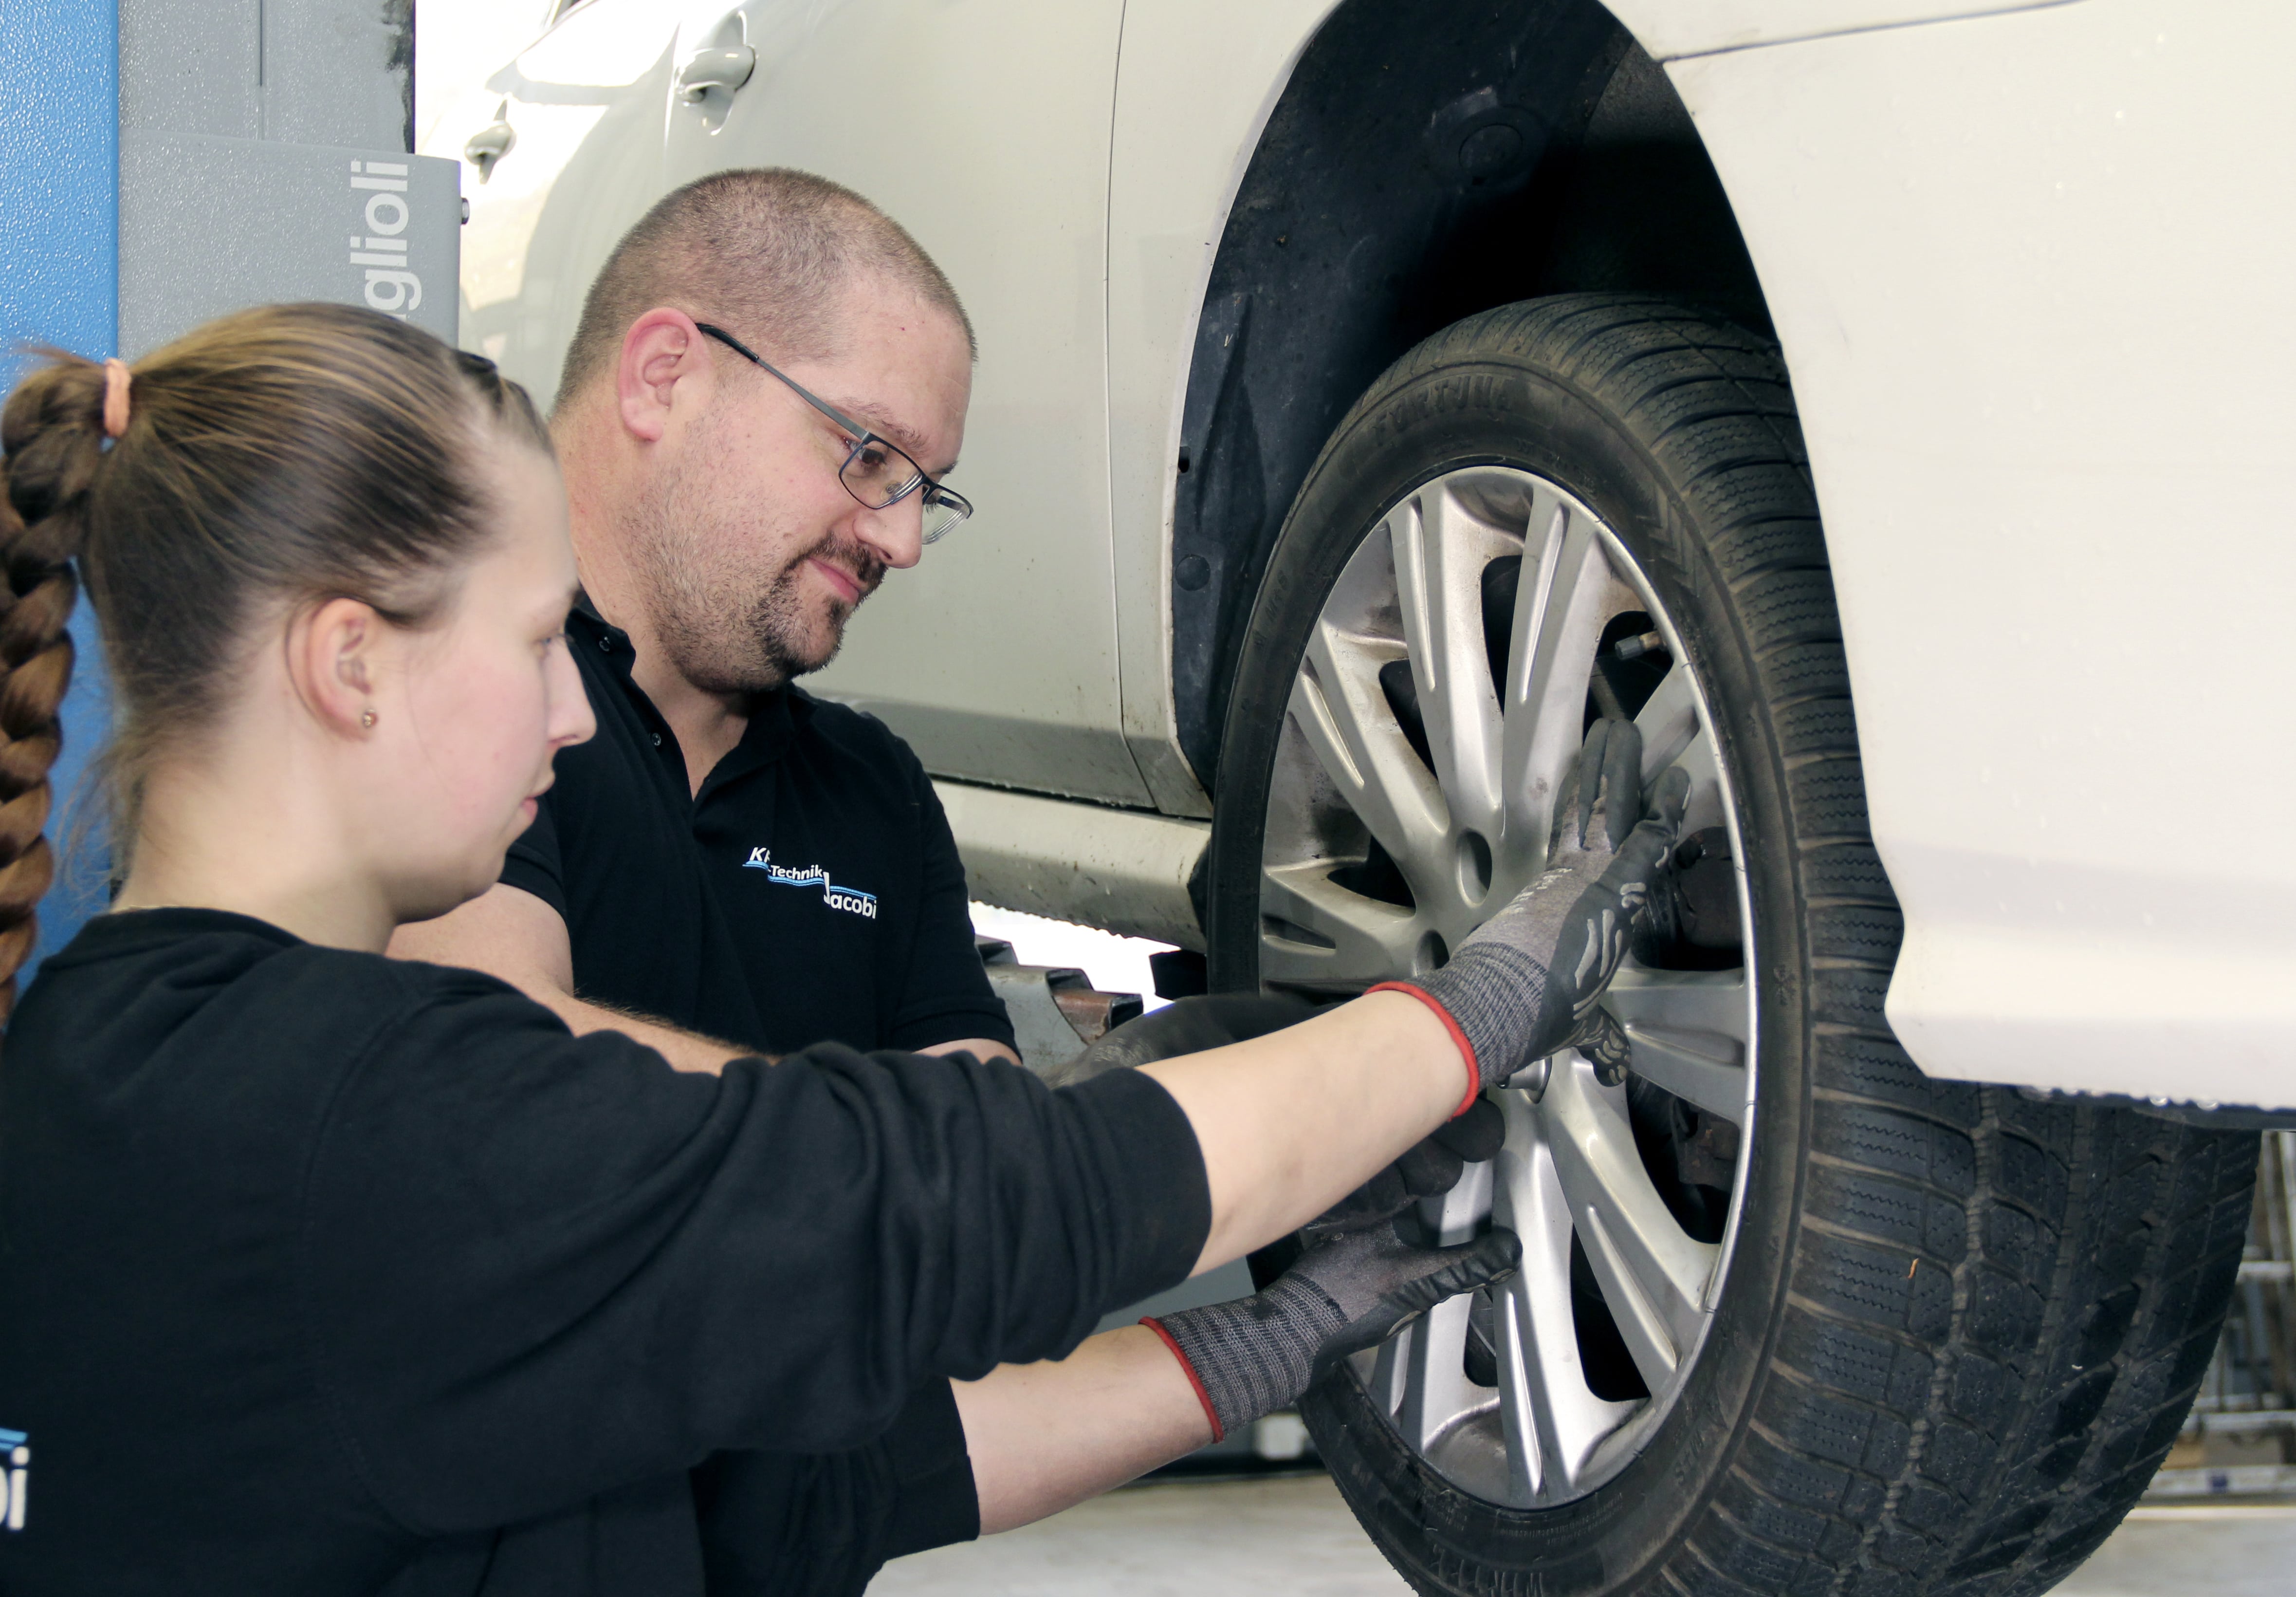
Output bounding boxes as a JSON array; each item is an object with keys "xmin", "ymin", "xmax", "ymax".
[
  {"xmin": 0, "ymin": 302, "xmax": 551, "ymax": 1014},
  {"xmin": 0, "ymin": 361, "xmax": 93, "ymax": 1007}
]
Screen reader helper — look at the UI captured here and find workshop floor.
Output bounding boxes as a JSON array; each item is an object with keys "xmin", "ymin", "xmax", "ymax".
[{"xmin": 870, "ymin": 1473, "xmax": 2296, "ymax": 1597}]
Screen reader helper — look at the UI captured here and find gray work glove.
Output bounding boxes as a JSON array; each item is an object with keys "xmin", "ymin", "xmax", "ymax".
[
  {"xmin": 1146, "ymin": 1223, "xmax": 1522, "ymax": 1441},
  {"xmin": 1396, "ymin": 718, "xmax": 1689, "ymax": 1093},
  {"xmin": 1067, "ymin": 993, "xmax": 1507, "ymax": 1241}
]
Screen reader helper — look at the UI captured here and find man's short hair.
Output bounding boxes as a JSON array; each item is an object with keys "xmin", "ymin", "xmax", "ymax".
[{"xmin": 554, "ymin": 167, "xmax": 974, "ymax": 414}]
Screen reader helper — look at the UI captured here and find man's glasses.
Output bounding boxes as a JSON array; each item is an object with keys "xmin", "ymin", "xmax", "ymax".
[{"xmin": 696, "ymin": 322, "xmax": 973, "ymax": 544}]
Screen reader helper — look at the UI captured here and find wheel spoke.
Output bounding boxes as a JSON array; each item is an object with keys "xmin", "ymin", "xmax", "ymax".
[
  {"xmin": 1424, "ymin": 1153, "xmax": 1494, "ymax": 1244},
  {"xmin": 1360, "ymin": 1328, "xmax": 1408, "ymax": 1417},
  {"xmin": 1656, "ymin": 720, "xmax": 1731, "ymax": 841},
  {"xmin": 1395, "ymin": 1159, "xmax": 1497, "ymax": 1458},
  {"xmin": 1604, "ymin": 966, "xmax": 1752, "ymax": 1123},
  {"xmin": 1395, "ymin": 1290, "xmax": 1490, "ymax": 1453},
  {"xmin": 1390, "ymin": 484, "xmax": 1508, "ymax": 843},
  {"xmin": 1291, "ymin": 618, "xmax": 1450, "ymax": 881},
  {"xmin": 1257, "ymin": 862, "xmax": 1421, "ymax": 988},
  {"xmin": 1541, "ymin": 1058, "xmax": 1721, "ymax": 1393},
  {"xmin": 1634, "ymin": 659, "xmax": 1701, "ymax": 776},
  {"xmin": 1497, "ymin": 489, "xmax": 1617, "ymax": 862},
  {"xmin": 1490, "ymin": 1273, "xmax": 1544, "ymax": 1502},
  {"xmin": 1492, "ymin": 1089, "xmax": 1639, "ymax": 1496}
]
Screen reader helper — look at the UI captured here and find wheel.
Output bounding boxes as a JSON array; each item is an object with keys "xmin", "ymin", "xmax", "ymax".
[{"xmin": 1203, "ymin": 295, "xmax": 2259, "ymax": 1596}]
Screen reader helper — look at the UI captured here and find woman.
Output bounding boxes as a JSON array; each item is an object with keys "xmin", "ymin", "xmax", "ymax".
[{"xmin": 0, "ymin": 305, "xmax": 1680, "ymax": 1595}]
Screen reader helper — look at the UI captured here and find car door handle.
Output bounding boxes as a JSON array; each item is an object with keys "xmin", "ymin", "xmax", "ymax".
[
  {"xmin": 677, "ymin": 45, "xmax": 756, "ymax": 100},
  {"xmin": 464, "ymin": 105, "xmax": 515, "ymax": 181}
]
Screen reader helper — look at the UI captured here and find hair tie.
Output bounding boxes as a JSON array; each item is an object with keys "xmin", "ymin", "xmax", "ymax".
[{"xmin": 101, "ymin": 357, "xmax": 132, "ymax": 439}]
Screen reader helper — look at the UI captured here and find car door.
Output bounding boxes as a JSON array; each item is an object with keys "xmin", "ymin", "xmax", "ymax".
[
  {"xmin": 658, "ymin": 1, "xmax": 1149, "ymax": 808},
  {"xmin": 420, "ymin": 0, "xmax": 679, "ymax": 403}
]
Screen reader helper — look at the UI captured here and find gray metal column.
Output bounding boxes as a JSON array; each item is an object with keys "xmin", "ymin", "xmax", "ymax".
[{"xmin": 119, "ymin": 0, "xmax": 457, "ymax": 354}]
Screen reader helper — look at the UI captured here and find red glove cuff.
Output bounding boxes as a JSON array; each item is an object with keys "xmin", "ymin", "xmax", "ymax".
[
  {"xmin": 1365, "ymin": 981, "xmax": 1481, "ymax": 1120},
  {"xmin": 1139, "ymin": 1316, "xmax": 1224, "ymax": 1443}
]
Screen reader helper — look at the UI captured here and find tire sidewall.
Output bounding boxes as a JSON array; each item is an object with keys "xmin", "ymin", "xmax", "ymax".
[{"xmin": 1206, "ymin": 340, "xmax": 1814, "ymax": 1590}]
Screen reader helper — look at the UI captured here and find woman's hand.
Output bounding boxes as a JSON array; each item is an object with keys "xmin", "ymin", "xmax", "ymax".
[
  {"xmin": 1145, "ymin": 1221, "xmax": 1521, "ymax": 1442},
  {"xmin": 1389, "ymin": 717, "xmax": 1689, "ymax": 1094},
  {"xmin": 1138, "ymin": 722, "xmax": 1685, "ymax": 1279}
]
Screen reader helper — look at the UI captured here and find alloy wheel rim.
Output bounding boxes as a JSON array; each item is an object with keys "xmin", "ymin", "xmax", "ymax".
[{"xmin": 1257, "ymin": 465, "xmax": 1760, "ymax": 1507}]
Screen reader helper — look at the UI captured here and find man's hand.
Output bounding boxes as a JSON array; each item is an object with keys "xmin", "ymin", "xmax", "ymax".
[
  {"xmin": 1060, "ymin": 992, "xmax": 1318, "ymax": 1082},
  {"xmin": 1301, "ymin": 1094, "xmax": 1504, "ymax": 1242},
  {"xmin": 1145, "ymin": 1222, "xmax": 1521, "ymax": 1441},
  {"xmin": 389, "ymin": 884, "xmax": 751, "ymax": 1075},
  {"xmin": 1396, "ymin": 718, "xmax": 1688, "ymax": 1093},
  {"xmin": 918, "ymin": 1036, "xmax": 1022, "ymax": 1067}
]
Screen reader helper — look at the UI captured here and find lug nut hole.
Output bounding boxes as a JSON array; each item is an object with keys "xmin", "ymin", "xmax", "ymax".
[{"xmin": 1456, "ymin": 830, "xmax": 1493, "ymax": 902}]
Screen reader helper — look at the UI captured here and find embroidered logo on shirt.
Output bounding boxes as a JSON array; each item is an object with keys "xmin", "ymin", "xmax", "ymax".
[
  {"xmin": 0, "ymin": 1428, "xmax": 27, "ymax": 1531},
  {"xmin": 743, "ymin": 847, "xmax": 879, "ymax": 919}
]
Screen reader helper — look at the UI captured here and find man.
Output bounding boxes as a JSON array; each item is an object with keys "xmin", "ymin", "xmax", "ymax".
[
  {"xmin": 395, "ymin": 166, "xmax": 1068, "ymax": 1590},
  {"xmin": 390, "ymin": 168, "xmax": 1649, "ymax": 1594},
  {"xmin": 396, "ymin": 167, "xmax": 1014, "ymax": 1076}
]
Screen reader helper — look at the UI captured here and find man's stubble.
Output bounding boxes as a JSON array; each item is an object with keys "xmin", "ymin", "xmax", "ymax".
[{"xmin": 627, "ymin": 450, "xmax": 886, "ymax": 699}]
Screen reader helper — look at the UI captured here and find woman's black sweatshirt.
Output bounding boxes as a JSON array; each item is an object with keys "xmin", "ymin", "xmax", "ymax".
[{"xmin": 0, "ymin": 909, "xmax": 1210, "ymax": 1595}]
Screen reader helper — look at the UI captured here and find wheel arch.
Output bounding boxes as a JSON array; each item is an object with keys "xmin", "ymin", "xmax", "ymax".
[{"xmin": 1169, "ymin": 0, "xmax": 1773, "ymax": 790}]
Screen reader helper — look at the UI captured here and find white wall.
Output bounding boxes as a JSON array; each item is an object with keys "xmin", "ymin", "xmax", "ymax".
[{"xmin": 414, "ymin": 1, "xmax": 554, "ymax": 153}]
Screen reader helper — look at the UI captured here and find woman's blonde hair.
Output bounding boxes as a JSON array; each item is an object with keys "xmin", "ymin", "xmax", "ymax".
[{"xmin": 0, "ymin": 301, "xmax": 551, "ymax": 1012}]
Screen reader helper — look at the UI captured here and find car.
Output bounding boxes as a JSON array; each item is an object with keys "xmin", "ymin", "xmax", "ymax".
[{"xmin": 422, "ymin": 2, "xmax": 2296, "ymax": 1592}]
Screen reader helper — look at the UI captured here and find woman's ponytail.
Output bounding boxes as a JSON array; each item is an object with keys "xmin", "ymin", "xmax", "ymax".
[
  {"xmin": 0, "ymin": 305, "xmax": 551, "ymax": 1011},
  {"xmin": 0, "ymin": 355, "xmax": 106, "ymax": 1014}
]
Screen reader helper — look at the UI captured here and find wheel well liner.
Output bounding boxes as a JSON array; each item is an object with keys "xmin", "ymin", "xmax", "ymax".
[{"xmin": 1170, "ymin": 0, "xmax": 1769, "ymax": 787}]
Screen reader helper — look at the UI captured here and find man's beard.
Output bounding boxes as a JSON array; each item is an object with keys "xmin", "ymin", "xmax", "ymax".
[
  {"xmin": 746, "ymin": 531, "xmax": 885, "ymax": 684},
  {"xmin": 629, "ymin": 471, "xmax": 886, "ymax": 698}
]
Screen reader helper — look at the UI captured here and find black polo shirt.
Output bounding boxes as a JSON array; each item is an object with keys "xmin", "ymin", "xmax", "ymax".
[
  {"xmin": 502, "ymin": 606, "xmax": 1014, "ymax": 1058},
  {"xmin": 0, "ymin": 908, "xmax": 1208, "ymax": 1596}
]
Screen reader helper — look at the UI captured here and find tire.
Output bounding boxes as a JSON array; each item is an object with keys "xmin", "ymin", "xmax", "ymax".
[{"xmin": 1202, "ymin": 295, "xmax": 2259, "ymax": 1596}]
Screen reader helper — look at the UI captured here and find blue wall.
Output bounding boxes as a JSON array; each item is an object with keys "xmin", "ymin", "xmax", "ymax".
[{"xmin": 0, "ymin": 0, "xmax": 118, "ymax": 981}]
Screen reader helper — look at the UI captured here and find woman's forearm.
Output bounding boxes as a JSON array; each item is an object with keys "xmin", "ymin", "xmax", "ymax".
[
  {"xmin": 954, "ymin": 1326, "xmax": 1214, "ymax": 1534},
  {"xmin": 1142, "ymin": 990, "xmax": 1464, "ymax": 1275}
]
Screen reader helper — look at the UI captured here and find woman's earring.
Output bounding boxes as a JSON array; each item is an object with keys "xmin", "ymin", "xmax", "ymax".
[{"xmin": 360, "ymin": 709, "xmax": 378, "ymax": 729}]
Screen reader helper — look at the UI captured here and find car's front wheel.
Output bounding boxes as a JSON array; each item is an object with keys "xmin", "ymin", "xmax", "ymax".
[{"xmin": 1203, "ymin": 295, "xmax": 2258, "ymax": 1597}]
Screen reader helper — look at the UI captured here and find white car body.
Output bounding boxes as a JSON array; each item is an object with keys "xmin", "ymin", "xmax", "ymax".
[{"xmin": 425, "ymin": 0, "xmax": 2296, "ymax": 1110}]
